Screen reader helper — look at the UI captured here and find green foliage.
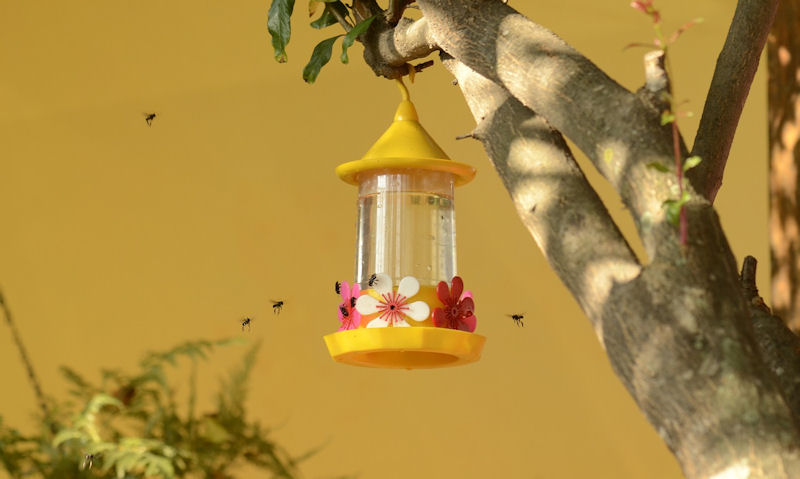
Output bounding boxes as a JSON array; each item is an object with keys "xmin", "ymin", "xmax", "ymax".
[
  {"xmin": 341, "ymin": 16, "xmax": 376, "ymax": 64},
  {"xmin": 0, "ymin": 338, "xmax": 306, "ymax": 478},
  {"xmin": 268, "ymin": 0, "xmax": 296, "ymax": 62},
  {"xmin": 310, "ymin": 1, "xmax": 349, "ymax": 29},
  {"xmin": 663, "ymin": 191, "xmax": 691, "ymax": 227},
  {"xmin": 683, "ymin": 155, "xmax": 702, "ymax": 172},
  {"xmin": 647, "ymin": 161, "xmax": 670, "ymax": 173},
  {"xmin": 303, "ymin": 36, "xmax": 342, "ymax": 83},
  {"xmin": 275, "ymin": 0, "xmax": 379, "ymax": 82}
]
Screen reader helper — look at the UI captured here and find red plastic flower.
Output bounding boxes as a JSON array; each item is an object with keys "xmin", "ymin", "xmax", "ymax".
[{"xmin": 432, "ymin": 276, "xmax": 476, "ymax": 332}]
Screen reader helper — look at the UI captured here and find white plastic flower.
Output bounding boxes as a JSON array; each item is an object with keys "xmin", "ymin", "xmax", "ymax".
[{"xmin": 355, "ymin": 274, "xmax": 430, "ymax": 328}]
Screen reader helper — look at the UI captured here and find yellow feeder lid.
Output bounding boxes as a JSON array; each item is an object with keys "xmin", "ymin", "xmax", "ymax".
[
  {"xmin": 336, "ymin": 79, "xmax": 476, "ymax": 187},
  {"xmin": 324, "ymin": 327, "xmax": 486, "ymax": 369}
]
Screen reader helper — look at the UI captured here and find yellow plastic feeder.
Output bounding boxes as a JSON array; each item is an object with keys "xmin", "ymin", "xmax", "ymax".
[{"xmin": 324, "ymin": 79, "xmax": 486, "ymax": 369}]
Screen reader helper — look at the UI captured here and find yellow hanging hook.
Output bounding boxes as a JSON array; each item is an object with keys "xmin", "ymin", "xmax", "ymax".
[
  {"xmin": 392, "ymin": 78, "xmax": 417, "ymax": 122},
  {"xmin": 395, "ymin": 78, "xmax": 410, "ymax": 102}
]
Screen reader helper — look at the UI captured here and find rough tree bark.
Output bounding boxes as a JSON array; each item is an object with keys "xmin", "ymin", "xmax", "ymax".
[
  {"xmin": 352, "ymin": 0, "xmax": 800, "ymax": 477},
  {"xmin": 769, "ymin": 0, "xmax": 800, "ymax": 332}
]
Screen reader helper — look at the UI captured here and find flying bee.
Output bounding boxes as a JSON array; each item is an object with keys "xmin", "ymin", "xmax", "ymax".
[
  {"xmin": 335, "ymin": 281, "xmax": 342, "ymax": 295},
  {"xmin": 271, "ymin": 300, "xmax": 284, "ymax": 315},
  {"xmin": 80, "ymin": 453, "xmax": 94, "ymax": 471},
  {"xmin": 241, "ymin": 317, "xmax": 252, "ymax": 332},
  {"xmin": 339, "ymin": 304, "xmax": 349, "ymax": 317},
  {"xmin": 144, "ymin": 112, "xmax": 157, "ymax": 126},
  {"xmin": 368, "ymin": 274, "xmax": 378, "ymax": 287},
  {"xmin": 508, "ymin": 314, "xmax": 525, "ymax": 327},
  {"xmin": 350, "ymin": 296, "xmax": 356, "ymax": 308}
]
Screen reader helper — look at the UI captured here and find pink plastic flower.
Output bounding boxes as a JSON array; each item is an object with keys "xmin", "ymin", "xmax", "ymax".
[
  {"xmin": 355, "ymin": 274, "xmax": 430, "ymax": 328},
  {"xmin": 432, "ymin": 276, "xmax": 476, "ymax": 332},
  {"xmin": 337, "ymin": 281, "xmax": 361, "ymax": 331}
]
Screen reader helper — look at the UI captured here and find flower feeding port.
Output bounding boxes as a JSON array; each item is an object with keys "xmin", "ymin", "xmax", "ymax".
[{"xmin": 324, "ymin": 79, "xmax": 486, "ymax": 369}]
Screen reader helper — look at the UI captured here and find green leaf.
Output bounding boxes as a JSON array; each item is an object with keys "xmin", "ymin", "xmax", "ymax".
[
  {"xmin": 52, "ymin": 429, "xmax": 86, "ymax": 448},
  {"xmin": 341, "ymin": 15, "xmax": 375, "ymax": 63},
  {"xmin": 660, "ymin": 111, "xmax": 676, "ymax": 125},
  {"xmin": 310, "ymin": 1, "xmax": 348, "ymax": 29},
  {"xmin": 663, "ymin": 191, "xmax": 691, "ymax": 226},
  {"xmin": 683, "ymin": 155, "xmax": 702, "ymax": 172},
  {"xmin": 84, "ymin": 393, "xmax": 124, "ymax": 416},
  {"xmin": 303, "ymin": 36, "xmax": 342, "ymax": 83},
  {"xmin": 647, "ymin": 161, "xmax": 670, "ymax": 173},
  {"xmin": 268, "ymin": 0, "xmax": 296, "ymax": 63}
]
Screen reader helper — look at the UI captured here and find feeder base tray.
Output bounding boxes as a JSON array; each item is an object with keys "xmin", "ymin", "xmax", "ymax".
[{"xmin": 324, "ymin": 327, "xmax": 486, "ymax": 369}]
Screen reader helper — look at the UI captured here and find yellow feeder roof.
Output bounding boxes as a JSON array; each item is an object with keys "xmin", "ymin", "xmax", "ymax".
[{"xmin": 336, "ymin": 80, "xmax": 476, "ymax": 186}]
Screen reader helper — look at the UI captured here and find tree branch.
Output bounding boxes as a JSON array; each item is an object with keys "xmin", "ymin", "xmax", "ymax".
[
  {"xmin": 689, "ymin": 0, "xmax": 779, "ymax": 203},
  {"xmin": 640, "ymin": 50, "xmax": 671, "ymax": 113},
  {"xmin": 386, "ymin": 0, "xmax": 413, "ymax": 26},
  {"xmin": 354, "ymin": 3, "xmax": 800, "ymax": 476},
  {"xmin": 442, "ymin": 56, "xmax": 641, "ymax": 341},
  {"xmin": 416, "ymin": 0, "xmax": 694, "ymax": 258},
  {"xmin": 361, "ymin": 17, "xmax": 438, "ymax": 79},
  {"xmin": 442, "ymin": 53, "xmax": 800, "ymax": 477}
]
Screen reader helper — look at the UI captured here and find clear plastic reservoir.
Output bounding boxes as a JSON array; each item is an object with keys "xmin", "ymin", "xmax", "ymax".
[{"xmin": 355, "ymin": 169, "xmax": 456, "ymax": 289}]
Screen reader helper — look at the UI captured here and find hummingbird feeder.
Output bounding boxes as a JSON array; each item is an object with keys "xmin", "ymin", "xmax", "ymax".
[{"xmin": 324, "ymin": 79, "xmax": 486, "ymax": 369}]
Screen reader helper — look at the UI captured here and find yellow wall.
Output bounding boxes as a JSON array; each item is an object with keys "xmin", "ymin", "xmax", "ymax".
[{"xmin": 0, "ymin": 1, "xmax": 767, "ymax": 478}]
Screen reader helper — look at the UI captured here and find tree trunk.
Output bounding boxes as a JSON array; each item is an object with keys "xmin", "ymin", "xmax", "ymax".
[
  {"xmin": 354, "ymin": 0, "xmax": 800, "ymax": 476},
  {"xmin": 769, "ymin": 0, "xmax": 800, "ymax": 332}
]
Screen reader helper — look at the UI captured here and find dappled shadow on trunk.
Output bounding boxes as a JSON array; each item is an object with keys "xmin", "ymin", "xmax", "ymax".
[
  {"xmin": 768, "ymin": 0, "xmax": 800, "ymax": 332},
  {"xmin": 477, "ymin": 92, "xmax": 641, "ymax": 336}
]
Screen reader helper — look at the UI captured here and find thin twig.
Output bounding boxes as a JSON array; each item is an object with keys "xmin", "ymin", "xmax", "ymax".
[
  {"xmin": 386, "ymin": 0, "xmax": 412, "ymax": 26},
  {"xmin": 0, "ymin": 288, "xmax": 52, "ymax": 427},
  {"xmin": 412, "ymin": 59, "xmax": 434, "ymax": 72},
  {"xmin": 672, "ymin": 121, "xmax": 688, "ymax": 246},
  {"xmin": 330, "ymin": 5, "xmax": 353, "ymax": 32}
]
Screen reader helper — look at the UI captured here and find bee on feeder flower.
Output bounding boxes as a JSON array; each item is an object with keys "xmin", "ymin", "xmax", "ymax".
[
  {"xmin": 350, "ymin": 296, "xmax": 356, "ymax": 308},
  {"xmin": 508, "ymin": 314, "xmax": 525, "ymax": 327},
  {"xmin": 339, "ymin": 304, "xmax": 349, "ymax": 317},
  {"xmin": 335, "ymin": 281, "xmax": 342, "ymax": 295},
  {"xmin": 368, "ymin": 274, "xmax": 378, "ymax": 287},
  {"xmin": 271, "ymin": 300, "xmax": 284, "ymax": 315}
]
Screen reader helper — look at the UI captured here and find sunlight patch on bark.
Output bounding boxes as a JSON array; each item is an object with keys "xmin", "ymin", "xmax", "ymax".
[
  {"xmin": 580, "ymin": 258, "xmax": 640, "ymax": 345},
  {"xmin": 595, "ymin": 141, "xmax": 630, "ymax": 188},
  {"xmin": 709, "ymin": 463, "xmax": 751, "ymax": 479},
  {"xmin": 494, "ymin": 15, "xmax": 578, "ymax": 116}
]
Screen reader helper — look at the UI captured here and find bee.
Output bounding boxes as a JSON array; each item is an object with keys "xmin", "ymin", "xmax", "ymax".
[
  {"xmin": 241, "ymin": 317, "xmax": 252, "ymax": 332},
  {"xmin": 368, "ymin": 274, "xmax": 378, "ymax": 287},
  {"xmin": 350, "ymin": 296, "xmax": 356, "ymax": 308},
  {"xmin": 335, "ymin": 281, "xmax": 342, "ymax": 295},
  {"xmin": 80, "ymin": 453, "xmax": 94, "ymax": 471},
  {"xmin": 271, "ymin": 300, "xmax": 284, "ymax": 315},
  {"xmin": 508, "ymin": 314, "xmax": 525, "ymax": 327},
  {"xmin": 339, "ymin": 304, "xmax": 349, "ymax": 317},
  {"xmin": 144, "ymin": 112, "xmax": 157, "ymax": 126}
]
